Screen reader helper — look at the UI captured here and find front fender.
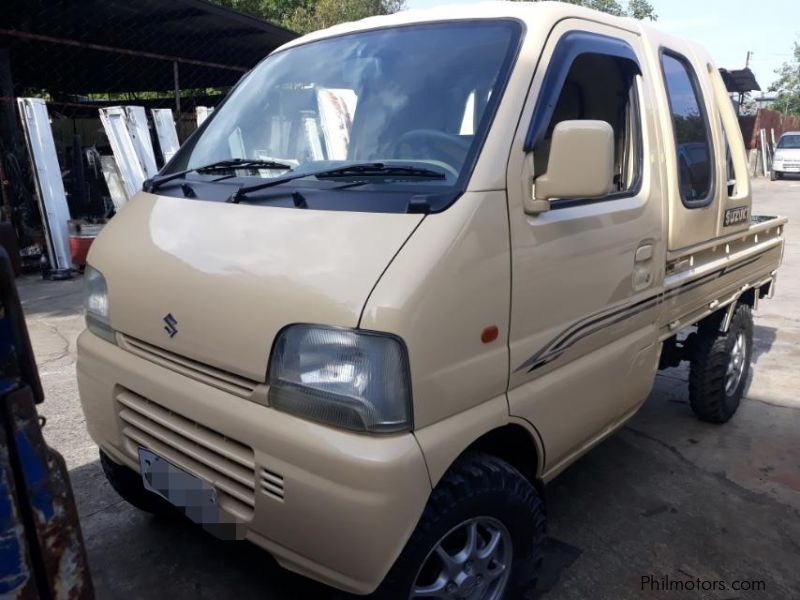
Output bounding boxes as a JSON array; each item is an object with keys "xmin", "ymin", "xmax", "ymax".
[{"xmin": 413, "ymin": 394, "xmax": 545, "ymax": 487}]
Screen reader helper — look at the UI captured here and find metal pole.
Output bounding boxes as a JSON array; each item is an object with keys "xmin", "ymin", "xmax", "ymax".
[
  {"xmin": 173, "ymin": 61, "xmax": 181, "ymax": 117},
  {"xmin": 737, "ymin": 51, "xmax": 753, "ymax": 116},
  {"xmin": 0, "ymin": 49, "xmax": 19, "ymax": 221}
]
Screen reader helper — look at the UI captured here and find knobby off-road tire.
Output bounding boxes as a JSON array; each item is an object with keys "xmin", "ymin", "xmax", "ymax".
[
  {"xmin": 369, "ymin": 452, "xmax": 546, "ymax": 600},
  {"xmin": 100, "ymin": 450, "xmax": 179, "ymax": 517},
  {"xmin": 689, "ymin": 303, "xmax": 753, "ymax": 423}
]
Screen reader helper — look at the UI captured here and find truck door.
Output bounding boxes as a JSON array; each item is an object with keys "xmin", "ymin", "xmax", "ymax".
[{"xmin": 505, "ymin": 21, "xmax": 665, "ymax": 477}]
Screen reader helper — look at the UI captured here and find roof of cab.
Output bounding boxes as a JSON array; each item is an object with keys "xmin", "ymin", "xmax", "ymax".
[
  {"xmin": 270, "ymin": 1, "xmax": 717, "ymax": 98},
  {"xmin": 276, "ymin": 0, "xmax": 641, "ymax": 51}
]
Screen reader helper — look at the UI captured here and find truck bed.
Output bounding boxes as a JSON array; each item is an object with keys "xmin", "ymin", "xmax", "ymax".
[{"xmin": 659, "ymin": 215, "xmax": 786, "ymax": 339}]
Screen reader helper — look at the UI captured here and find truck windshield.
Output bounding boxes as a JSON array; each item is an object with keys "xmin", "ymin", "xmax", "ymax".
[
  {"xmin": 777, "ymin": 134, "xmax": 800, "ymax": 149},
  {"xmin": 167, "ymin": 20, "xmax": 521, "ymax": 210}
]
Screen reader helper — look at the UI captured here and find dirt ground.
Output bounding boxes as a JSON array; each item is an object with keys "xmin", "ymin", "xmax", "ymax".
[{"xmin": 19, "ymin": 176, "xmax": 800, "ymax": 599}]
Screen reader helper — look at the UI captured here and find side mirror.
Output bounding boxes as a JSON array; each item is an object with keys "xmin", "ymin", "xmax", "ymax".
[{"xmin": 526, "ymin": 120, "xmax": 615, "ymax": 215}]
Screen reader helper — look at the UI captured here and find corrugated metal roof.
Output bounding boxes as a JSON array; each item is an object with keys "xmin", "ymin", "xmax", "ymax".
[{"xmin": 0, "ymin": 0, "xmax": 297, "ymax": 94}]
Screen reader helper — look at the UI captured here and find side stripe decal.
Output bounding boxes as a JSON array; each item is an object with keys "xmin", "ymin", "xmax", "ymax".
[{"xmin": 514, "ymin": 252, "xmax": 768, "ymax": 374}]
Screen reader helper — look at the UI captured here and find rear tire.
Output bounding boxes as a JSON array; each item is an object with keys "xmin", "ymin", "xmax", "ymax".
[
  {"xmin": 100, "ymin": 450, "xmax": 179, "ymax": 517},
  {"xmin": 370, "ymin": 452, "xmax": 546, "ymax": 600},
  {"xmin": 688, "ymin": 304, "xmax": 753, "ymax": 423}
]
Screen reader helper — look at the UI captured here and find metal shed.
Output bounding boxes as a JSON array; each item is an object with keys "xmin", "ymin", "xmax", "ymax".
[
  {"xmin": 1, "ymin": 0, "xmax": 296, "ymax": 95},
  {"xmin": 0, "ymin": 0, "xmax": 296, "ymax": 272}
]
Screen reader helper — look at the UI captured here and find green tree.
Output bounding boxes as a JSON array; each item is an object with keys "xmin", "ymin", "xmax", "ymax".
[
  {"xmin": 213, "ymin": 0, "xmax": 656, "ymax": 33},
  {"xmin": 768, "ymin": 41, "xmax": 800, "ymax": 117},
  {"xmin": 210, "ymin": 0, "xmax": 310, "ymax": 24},
  {"xmin": 524, "ymin": 0, "xmax": 657, "ymax": 20},
  {"xmin": 284, "ymin": 0, "xmax": 405, "ymax": 33},
  {"xmin": 211, "ymin": 0, "xmax": 405, "ymax": 34}
]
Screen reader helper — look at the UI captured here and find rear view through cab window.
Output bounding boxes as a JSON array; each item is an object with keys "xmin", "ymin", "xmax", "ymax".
[{"xmin": 661, "ymin": 51, "xmax": 714, "ymax": 207}]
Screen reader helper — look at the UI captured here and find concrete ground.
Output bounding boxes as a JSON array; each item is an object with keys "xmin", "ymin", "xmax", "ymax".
[{"xmin": 18, "ymin": 177, "xmax": 800, "ymax": 599}]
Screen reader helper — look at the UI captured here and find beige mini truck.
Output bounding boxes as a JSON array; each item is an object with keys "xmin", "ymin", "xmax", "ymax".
[{"xmin": 77, "ymin": 3, "xmax": 787, "ymax": 598}]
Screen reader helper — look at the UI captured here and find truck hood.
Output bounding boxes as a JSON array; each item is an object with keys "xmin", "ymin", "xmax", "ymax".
[{"xmin": 88, "ymin": 193, "xmax": 423, "ymax": 381}]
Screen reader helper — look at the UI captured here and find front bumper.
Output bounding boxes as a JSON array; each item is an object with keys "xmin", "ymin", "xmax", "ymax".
[
  {"xmin": 773, "ymin": 160, "xmax": 800, "ymax": 173},
  {"xmin": 76, "ymin": 330, "xmax": 431, "ymax": 594}
]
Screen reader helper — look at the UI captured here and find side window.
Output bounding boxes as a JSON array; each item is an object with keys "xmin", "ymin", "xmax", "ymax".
[
  {"xmin": 661, "ymin": 51, "xmax": 714, "ymax": 207},
  {"xmin": 533, "ymin": 52, "xmax": 642, "ymax": 198},
  {"xmin": 722, "ymin": 121, "xmax": 736, "ymax": 197}
]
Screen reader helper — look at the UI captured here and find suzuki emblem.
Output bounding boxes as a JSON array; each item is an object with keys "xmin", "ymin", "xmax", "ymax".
[{"xmin": 163, "ymin": 313, "xmax": 178, "ymax": 338}]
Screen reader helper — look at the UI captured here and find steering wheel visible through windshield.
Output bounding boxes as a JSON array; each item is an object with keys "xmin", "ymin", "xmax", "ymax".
[{"xmin": 166, "ymin": 20, "xmax": 522, "ymax": 211}]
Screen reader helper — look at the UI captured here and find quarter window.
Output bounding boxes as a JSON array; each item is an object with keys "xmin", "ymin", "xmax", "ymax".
[
  {"xmin": 722, "ymin": 121, "xmax": 736, "ymax": 197},
  {"xmin": 661, "ymin": 52, "xmax": 714, "ymax": 207}
]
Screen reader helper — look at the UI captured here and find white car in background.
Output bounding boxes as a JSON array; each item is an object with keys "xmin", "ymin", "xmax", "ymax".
[{"xmin": 772, "ymin": 131, "xmax": 800, "ymax": 180}]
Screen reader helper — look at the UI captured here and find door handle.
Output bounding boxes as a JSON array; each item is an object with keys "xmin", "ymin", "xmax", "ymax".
[{"xmin": 634, "ymin": 243, "xmax": 653, "ymax": 263}]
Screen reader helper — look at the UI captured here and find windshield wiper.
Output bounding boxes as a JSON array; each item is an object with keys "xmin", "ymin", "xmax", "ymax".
[
  {"xmin": 313, "ymin": 163, "xmax": 447, "ymax": 180},
  {"xmin": 227, "ymin": 162, "xmax": 446, "ymax": 204},
  {"xmin": 143, "ymin": 158, "xmax": 293, "ymax": 193}
]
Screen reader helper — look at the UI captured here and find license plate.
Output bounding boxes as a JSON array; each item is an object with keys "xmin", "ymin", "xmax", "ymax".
[{"xmin": 138, "ymin": 447, "xmax": 218, "ymax": 524}]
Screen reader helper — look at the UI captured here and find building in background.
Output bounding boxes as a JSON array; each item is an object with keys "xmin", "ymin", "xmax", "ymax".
[{"xmin": 0, "ymin": 0, "xmax": 295, "ymax": 272}]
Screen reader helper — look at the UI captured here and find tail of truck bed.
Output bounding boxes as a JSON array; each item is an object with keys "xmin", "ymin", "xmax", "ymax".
[{"xmin": 660, "ymin": 215, "xmax": 786, "ymax": 339}]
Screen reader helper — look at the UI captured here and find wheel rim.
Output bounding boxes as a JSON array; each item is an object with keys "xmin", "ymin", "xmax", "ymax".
[
  {"xmin": 410, "ymin": 517, "xmax": 512, "ymax": 600},
  {"xmin": 725, "ymin": 331, "xmax": 748, "ymax": 396}
]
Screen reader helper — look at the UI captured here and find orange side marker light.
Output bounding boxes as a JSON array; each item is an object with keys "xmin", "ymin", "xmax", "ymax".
[{"xmin": 481, "ymin": 325, "xmax": 499, "ymax": 344}]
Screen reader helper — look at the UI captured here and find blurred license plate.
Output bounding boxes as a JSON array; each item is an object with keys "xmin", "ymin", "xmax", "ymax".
[{"xmin": 138, "ymin": 447, "xmax": 218, "ymax": 523}]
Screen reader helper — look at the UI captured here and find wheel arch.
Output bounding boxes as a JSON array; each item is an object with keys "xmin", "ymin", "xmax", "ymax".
[
  {"xmin": 463, "ymin": 422, "xmax": 545, "ymax": 492},
  {"xmin": 739, "ymin": 288, "xmax": 757, "ymax": 308},
  {"xmin": 414, "ymin": 396, "xmax": 545, "ymax": 492}
]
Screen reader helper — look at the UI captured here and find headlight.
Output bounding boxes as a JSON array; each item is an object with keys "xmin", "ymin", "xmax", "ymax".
[
  {"xmin": 85, "ymin": 266, "xmax": 116, "ymax": 344},
  {"xmin": 268, "ymin": 325, "xmax": 412, "ymax": 433}
]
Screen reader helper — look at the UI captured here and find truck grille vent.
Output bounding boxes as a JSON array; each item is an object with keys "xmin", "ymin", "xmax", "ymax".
[
  {"xmin": 119, "ymin": 334, "xmax": 259, "ymax": 399},
  {"xmin": 116, "ymin": 389, "xmax": 256, "ymax": 520},
  {"xmin": 260, "ymin": 468, "xmax": 285, "ymax": 502}
]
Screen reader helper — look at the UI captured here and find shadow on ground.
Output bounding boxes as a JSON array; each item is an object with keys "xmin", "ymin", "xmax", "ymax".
[
  {"xmin": 69, "ymin": 400, "xmax": 800, "ymax": 600},
  {"xmin": 17, "ymin": 274, "xmax": 85, "ymax": 318},
  {"xmin": 752, "ymin": 324, "xmax": 778, "ymax": 364},
  {"xmin": 69, "ymin": 459, "xmax": 333, "ymax": 599},
  {"xmin": 70, "ymin": 455, "xmax": 583, "ymax": 599}
]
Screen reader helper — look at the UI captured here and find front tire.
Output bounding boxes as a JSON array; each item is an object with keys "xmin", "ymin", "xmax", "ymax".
[
  {"xmin": 770, "ymin": 170, "xmax": 782, "ymax": 181},
  {"xmin": 371, "ymin": 452, "xmax": 545, "ymax": 599},
  {"xmin": 689, "ymin": 304, "xmax": 753, "ymax": 423}
]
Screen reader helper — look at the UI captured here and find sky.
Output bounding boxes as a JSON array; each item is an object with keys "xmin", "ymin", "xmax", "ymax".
[{"xmin": 404, "ymin": 0, "xmax": 799, "ymax": 91}]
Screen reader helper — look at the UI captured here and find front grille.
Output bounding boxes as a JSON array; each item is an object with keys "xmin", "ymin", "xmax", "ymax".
[
  {"xmin": 260, "ymin": 467, "xmax": 285, "ymax": 502},
  {"xmin": 117, "ymin": 389, "xmax": 256, "ymax": 520},
  {"xmin": 119, "ymin": 334, "xmax": 259, "ymax": 399}
]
